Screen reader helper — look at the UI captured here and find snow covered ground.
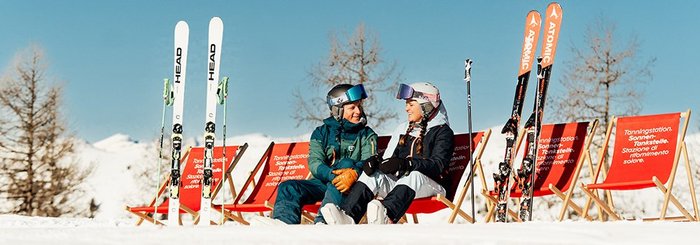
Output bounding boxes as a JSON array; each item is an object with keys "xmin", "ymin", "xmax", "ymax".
[
  {"xmin": 1, "ymin": 214, "xmax": 699, "ymax": 244},
  {"xmin": 2, "ymin": 128, "xmax": 699, "ymax": 244}
]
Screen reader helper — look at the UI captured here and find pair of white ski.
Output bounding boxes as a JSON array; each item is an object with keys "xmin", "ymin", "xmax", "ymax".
[{"xmin": 165, "ymin": 17, "xmax": 224, "ymax": 226}]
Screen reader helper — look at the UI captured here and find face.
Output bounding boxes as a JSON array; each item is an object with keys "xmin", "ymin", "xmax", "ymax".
[
  {"xmin": 405, "ymin": 100, "xmax": 423, "ymax": 123},
  {"xmin": 342, "ymin": 101, "xmax": 364, "ymax": 123}
]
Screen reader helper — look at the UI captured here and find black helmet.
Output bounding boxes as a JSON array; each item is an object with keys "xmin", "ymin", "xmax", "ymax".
[{"xmin": 326, "ymin": 83, "xmax": 368, "ymax": 121}]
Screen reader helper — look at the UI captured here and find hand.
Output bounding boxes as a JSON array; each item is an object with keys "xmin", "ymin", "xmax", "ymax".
[
  {"xmin": 362, "ymin": 155, "xmax": 382, "ymax": 176},
  {"xmin": 379, "ymin": 157, "xmax": 413, "ymax": 177},
  {"xmin": 332, "ymin": 168, "xmax": 358, "ymax": 193}
]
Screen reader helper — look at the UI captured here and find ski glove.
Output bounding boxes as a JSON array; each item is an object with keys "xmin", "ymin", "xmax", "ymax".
[
  {"xmin": 379, "ymin": 157, "xmax": 414, "ymax": 177},
  {"xmin": 332, "ymin": 168, "xmax": 358, "ymax": 193},
  {"xmin": 362, "ymin": 155, "xmax": 382, "ymax": 176}
]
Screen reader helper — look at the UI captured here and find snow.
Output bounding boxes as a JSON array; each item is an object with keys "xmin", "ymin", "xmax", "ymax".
[
  {"xmin": 2, "ymin": 129, "xmax": 699, "ymax": 244},
  {"xmin": 1, "ymin": 214, "xmax": 699, "ymax": 244}
]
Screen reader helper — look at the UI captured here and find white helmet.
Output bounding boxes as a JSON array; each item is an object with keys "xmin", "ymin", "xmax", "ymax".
[{"xmin": 396, "ymin": 82, "xmax": 441, "ymax": 117}]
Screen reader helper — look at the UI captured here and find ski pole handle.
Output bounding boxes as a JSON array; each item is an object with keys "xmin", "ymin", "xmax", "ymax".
[{"xmin": 464, "ymin": 59, "xmax": 472, "ymax": 82}]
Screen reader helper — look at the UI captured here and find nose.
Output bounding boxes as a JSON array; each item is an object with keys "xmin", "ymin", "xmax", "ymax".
[{"xmin": 354, "ymin": 106, "xmax": 362, "ymax": 116}]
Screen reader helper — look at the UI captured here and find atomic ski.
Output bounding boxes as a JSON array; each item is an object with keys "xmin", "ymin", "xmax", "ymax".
[
  {"xmin": 516, "ymin": 2, "xmax": 563, "ymax": 222},
  {"xmin": 199, "ymin": 16, "xmax": 224, "ymax": 226},
  {"xmin": 492, "ymin": 10, "xmax": 542, "ymax": 223},
  {"xmin": 167, "ymin": 20, "xmax": 189, "ymax": 226}
]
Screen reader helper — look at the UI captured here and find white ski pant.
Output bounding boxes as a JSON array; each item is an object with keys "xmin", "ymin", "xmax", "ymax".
[{"xmin": 358, "ymin": 171, "xmax": 445, "ymax": 199}]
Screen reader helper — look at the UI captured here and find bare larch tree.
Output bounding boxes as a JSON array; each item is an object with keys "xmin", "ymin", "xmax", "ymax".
[
  {"xmin": 0, "ymin": 45, "xmax": 92, "ymax": 217},
  {"xmin": 550, "ymin": 18, "xmax": 655, "ymax": 145},
  {"xmin": 292, "ymin": 23, "xmax": 402, "ymax": 130}
]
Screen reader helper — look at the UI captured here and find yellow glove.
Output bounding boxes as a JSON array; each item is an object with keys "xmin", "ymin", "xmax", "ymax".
[{"xmin": 331, "ymin": 168, "xmax": 358, "ymax": 193}]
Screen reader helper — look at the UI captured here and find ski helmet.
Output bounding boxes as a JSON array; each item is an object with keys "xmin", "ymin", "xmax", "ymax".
[
  {"xmin": 396, "ymin": 82, "xmax": 441, "ymax": 118},
  {"xmin": 327, "ymin": 83, "xmax": 368, "ymax": 121}
]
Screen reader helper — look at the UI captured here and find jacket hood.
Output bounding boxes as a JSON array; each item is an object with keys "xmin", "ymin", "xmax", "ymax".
[{"xmin": 382, "ymin": 102, "xmax": 449, "ymax": 158}]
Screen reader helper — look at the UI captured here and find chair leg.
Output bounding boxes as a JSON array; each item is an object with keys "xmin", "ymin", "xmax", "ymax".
[
  {"xmin": 301, "ymin": 211, "xmax": 316, "ymax": 224},
  {"xmin": 508, "ymin": 206, "xmax": 522, "ymax": 222},
  {"xmin": 580, "ymin": 185, "xmax": 620, "ymax": 221},
  {"xmin": 550, "ymin": 186, "xmax": 592, "ymax": 221},
  {"xmin": 439, "ymin": 196, "xmax": 474, "ymax": 223},
  {"xmin": 126, "ymin": 208, "xmax": 165, "ymax": 226},
  {"xmin": 653, "ymin": 177, "xmax": 695, "ymax": 221},
  {"xmin": 481, "ymin": 191, "xmax": 497, "ymax": 223}
]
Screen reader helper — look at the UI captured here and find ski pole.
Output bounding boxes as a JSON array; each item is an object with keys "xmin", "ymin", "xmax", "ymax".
[
  {"xmin": 155, "ymin": 78, "xmax": 173, "ymax": 224},
  {"xmin": 529, "ymin": 57, "xmax": 544, "ymax": 222},
  {"xmin": 448, "ymin": 59, "xmax": 476, "ymax": 224},
  {"xmin": 465, "ymin": 59, "xmax": 476, "ymax": 222},
  {"xmin": 219, "ymin": 76, "xmax": 229, "ymax": 225}
]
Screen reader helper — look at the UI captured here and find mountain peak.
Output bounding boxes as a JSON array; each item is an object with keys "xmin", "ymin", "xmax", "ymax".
[{"xmin": 93, "ymin": 133, "xmax": 138, "ymax": 150}]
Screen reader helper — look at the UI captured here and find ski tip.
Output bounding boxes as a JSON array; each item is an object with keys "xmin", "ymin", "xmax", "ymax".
[
  {"xmin": 546, "ymin": 2, "xmax": 562, "ymax": 19},
  {"xmin": 175, "ymin": 21, "xmax": 189, "ymax": 31},
  {"xmin": 526, "ymin": 10, "xmax": 541, "ymax": 18},
  {"xmin": 209, "ymin": 16, "xmax": 223, "ymax": 26},
  {"xmin": 525, "ymin": 10, "xmax": 541, "ymax": 28}
]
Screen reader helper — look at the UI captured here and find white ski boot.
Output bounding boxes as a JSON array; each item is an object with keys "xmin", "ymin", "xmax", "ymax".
[
  {"xmin": 320, "ymin": 203, "xmax": 354, "ymax": 225},
  {"xmin": 366, "ymin": 199, "xmax": 390, "ymax": 224}
]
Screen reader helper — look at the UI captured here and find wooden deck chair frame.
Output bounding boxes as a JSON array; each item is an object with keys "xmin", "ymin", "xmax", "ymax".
[
  {"xmin": 580, "ymin": 109, "xmax": 698, "ymax": 221},
  {"xmin": 126, "ymin": 143, "xmax": 248, "ymax": 226},
  {"xmin": 408, "ymin": 129, "xmax": 492, "ymax": 224},
  {"xmin": 481, "ymin": 120, "xmax": 599, "ymax": 222}
]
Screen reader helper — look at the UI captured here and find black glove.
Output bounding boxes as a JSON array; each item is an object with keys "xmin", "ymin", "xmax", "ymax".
[
  {"xmin": 379, "ymin": 157, "xmax": 413, "ymax": 177},
  {"xmin": 362, "ymin": 155, "xmax": 382, "ymax": 176}
]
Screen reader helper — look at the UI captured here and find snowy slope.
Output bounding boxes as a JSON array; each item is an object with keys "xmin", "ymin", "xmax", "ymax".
[{"xmin": 77, "ymin": 134, "xmax": 147, "ymax": 220}]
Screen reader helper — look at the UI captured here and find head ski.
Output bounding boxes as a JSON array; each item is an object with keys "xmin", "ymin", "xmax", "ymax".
[
  {"xmin": 167, "ymin": 20, "xmax": 189, "ymax": 226},
  {"xmin": 198, "ymin": 16, "xmax": 224, "ymax": 226}
]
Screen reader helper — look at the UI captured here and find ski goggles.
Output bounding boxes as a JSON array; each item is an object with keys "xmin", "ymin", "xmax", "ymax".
[
  {"xmin": 327, "ymin": 84, "xmax": 368, "ymax": 106},
  {"xmin": 395, "ymin": 83, "xmax": 440, "ymax": 102}
]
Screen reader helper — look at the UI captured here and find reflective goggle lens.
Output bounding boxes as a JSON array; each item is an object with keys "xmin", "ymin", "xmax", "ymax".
[
  {"xmin": 396, "ymin": 83, "xmax": 414, "ymax": 100},
  {"xmin": 345, "ymin": 84, "xmax": 368, "ymax": 102}
]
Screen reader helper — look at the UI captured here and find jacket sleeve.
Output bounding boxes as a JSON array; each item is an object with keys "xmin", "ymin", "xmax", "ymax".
[
  {"xmin": 354, "ymin": 129, "xmax": 378, "ymax": 175},
  {"xmin": 308, "ymin": 127, "xmax": 335, "ymax": 182},
  {"xmin": 410, "ymin": 126, "xmax": 454, "ymax": 180}
]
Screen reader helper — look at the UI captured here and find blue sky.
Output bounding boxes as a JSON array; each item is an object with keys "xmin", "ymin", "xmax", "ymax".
[{"xmin": 1, "ymin": 1, "xmax": 698, "ymax": 143}]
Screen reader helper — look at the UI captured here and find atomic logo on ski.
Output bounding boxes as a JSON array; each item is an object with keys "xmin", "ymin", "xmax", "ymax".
[
  {"xmin": 541, "ymin": 3, "xmax": 562, "ymax": 68},
  {"xmin": 519, "ymin": 11, "xmax": 542, "ymax": 76}
]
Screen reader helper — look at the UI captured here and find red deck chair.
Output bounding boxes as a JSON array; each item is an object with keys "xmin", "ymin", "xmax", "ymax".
[
  {"xmin": 404, "ymin": 130, "xmax": 491, "ymax": 224},
  {"xmin": 216, "ymin": 142, "xmax": 311, "ymax": 225},
  {"xmin": 483, "ymin": 121, "xmax": 598, "ymax": 222},
  {"xmin": 125, "ymin": 144, "xmax": 248, "ymax": 225},
  {"xmin": 580, "ymin": 110, "xmax": 698, "ymax": 221}
]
